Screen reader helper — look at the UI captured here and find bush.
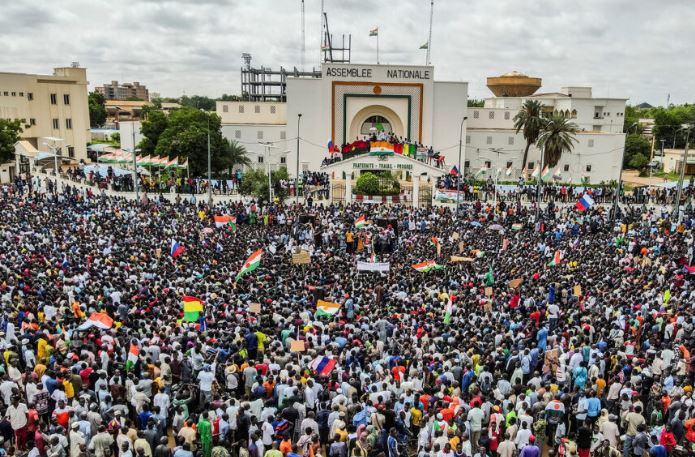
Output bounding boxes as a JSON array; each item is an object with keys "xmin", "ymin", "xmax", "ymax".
[{"xmin": 354, "ymin": 172, "xmax": 400, "ymax": 195}]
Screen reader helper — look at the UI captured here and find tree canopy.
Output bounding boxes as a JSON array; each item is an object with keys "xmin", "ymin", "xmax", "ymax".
[
  {"xmin": 88, "ymin": 92, "xmax": 107, "ymax": 128},
  {"xmin": 0, "ymin": 119, "xmax": 24, "ymax": 164}
]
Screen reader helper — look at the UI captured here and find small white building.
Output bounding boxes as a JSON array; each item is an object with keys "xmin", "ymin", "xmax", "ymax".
[{"xmin": 217, "ymin": 65, "xmax": 626, "ymax": 184}]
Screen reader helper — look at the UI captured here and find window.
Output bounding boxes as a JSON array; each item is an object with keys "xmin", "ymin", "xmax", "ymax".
[
  {"xmin": 586, "ymin": 164, "xmax": 592, "ymax": 172},
  {"xmin": 588, "ymin": 139, "xmax": 594, "ymax": 147},
  {"xmin": 464, "ymin": 160, "xmax": 470, "ymax": 168},
  {"xmin": 506, "ymin": 161, "xmax": 513, "ymax": 169},
  {"xmin": 504, "ymin": 111, "xmax": 510, "ymax": 120},
  {"xmin": 223, "ymin": 105, "xmax": 228, "ymax": 113},
  {"xmin": 63, "ymin": 94, "xmax": 70, "ymax": 105},
  {"xmin": 270, "ymin": 105, "xmax": 276, "ymax": 114},
  {"xmin": 508, "ymin": 136, "xmax": 514, "ymax": 145},
  {"xmin": 571, "ymin": 109, "xmax": 577, "ymax": 119},
  {"xmin": 234, "ymin": 130, "xmax": 241, "ymax": 139},
  {"xmin": 3, "ymin": 92, "xmax": 8, "ymax": 96},
  {"xmin": 52, "ymin": 118, "xmax": 59, "ymax": 129},
  {"xmin": 489, "ymin": 111, "xmax": 495, "ymax": 119},
  {"xmin": 473, "ymin": 110, "xmax": 479, "ymax": 119},
  {"xmin": 593, "ymin": 125, "xmax": 602, "ymax": 132},
  {"xmin": 50, "ymin": 93, "xmax": 57, "ymax": 104},
  {"xmin": 280, "ymin": 131, "xmax": 286, "ymax": 140},
  {"xmin": 29, "ymin": 118, "xmax": 36, "ymax": 126},
  {"xmin": 564, "ymin": 164, "xmax": 570, "ymax": 172},
  {"xmin": 19, "ymin": 92, "xmax": 23, "ymax": 97},
  {"xmin": 254, "ymin": 105, "xmax": 260, "ymax": 113},
  {"xmin": 27, "ymin": 92, "xmax": 33, "ymax": 101},
  {"xmin": 466, "ymin": 135, "xmax": 471, "ymax": 144},
  {"xmin": 11, "ymin": 92, "xmax": 16, "ymax": 96},
  {"xmin": 528, "ymin": 161, "xmax": 535, "ymax": 170},
  {"xmin": 67, "ymin": 147, "xmax": 75, "ymax": 158},
  {"xmin": 484, "ymin": 160, "xmax": 492, "ymax": 168},
  {"xmin": 257, "ymin": 155, "xmax": 264, "ymax": 163},
  {"xmin": 280, "ymin": 156, "xmax": 286, "ymax": 164},
  {"xmin": 66, "ymin": 118, "xmax": 72, "ymax": 129},
  {"xmin": 238, "ymin": 105, "xmax": 244, "ymax": 113},
  {"xmin": 486, "ymin": 136, "xmax": 492, "ymax": 145},
  {"xmin": 257, "ymin": 130, "xmax": 264, "ymax": 140}
]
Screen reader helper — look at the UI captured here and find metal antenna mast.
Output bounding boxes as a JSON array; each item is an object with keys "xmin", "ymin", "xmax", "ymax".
[
  {"xmin": 301, "ymin": 0, "xmax": 306, "ymax": 71},
  {"xmin": 426, "ymin": 0, "xmax": 434, "ymax": 65},
  {"xmin": 319, "ymin": 0, "xmax": 325, "ymax": 65}
]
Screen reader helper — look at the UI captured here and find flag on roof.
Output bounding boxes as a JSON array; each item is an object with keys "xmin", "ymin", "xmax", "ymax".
[
  {"xmin": 310, "ymin": 356, "xmax": 337, "ymax": 376},
  {"xmin": 369, "ymin": 27, "xmax": 378, "ymax": 36},
  {"xmin": 126, "ymin": 343, "xmax": 139, "ymax": 371},
  {"xmin": 316, "ymin": 300, "xmax": 341, "ymax": 318},
  {"xmin": 419, "ymin": 42, "xmax": 429, "ymax": 50},
  {"xmin": 548, "ymin": 250, "xmax": 562, "ymax": 267},
  {"xmin": 327, "ymin": 139, "xmax": 334, "ymax": 152},
  {"xmin": 235, "ymin": 248, "xmax": 263, "ymax": 281},
  {"xmin": 171, "ymin": 240, "xmax": 184, "ymax": 258},
  {"xmin": 355, "ymin": 215, "xmax": 368, "ymax": 229},
  {"xmin": 450, "ymin": 165, "xmax": 459, "ymax": 176},
  {"xmin": 412, "ymin": 260, "xmax": 444, "ymax": 272},
  {"xmin": 78, "ymin": 312, "xmax": 114, "ymax": 331},
  {"xmin": 183, "ymin": 296, "xmax": 204, "ymax": 322},
  {"xmin": 214, "ymin": 215, "xmax": 236, "ymax": 228},
  {"xmin": 576, "ymin": 194, "xmax": 594, "ymax": 212}
]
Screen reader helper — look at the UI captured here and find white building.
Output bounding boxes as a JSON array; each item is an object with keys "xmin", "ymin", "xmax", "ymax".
[
  {"xmin": 217, "ymin": 64, "xmax": 626, "ymax": 184},
  {"xmin": 0, "ymin": 65, "xmax": 90, "ymax": 182}
]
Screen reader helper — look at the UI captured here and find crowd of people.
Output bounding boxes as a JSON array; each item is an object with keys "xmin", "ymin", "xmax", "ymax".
[{"xmin": 0, "ymin": 174, "xmax": 694, "ymax": 457}]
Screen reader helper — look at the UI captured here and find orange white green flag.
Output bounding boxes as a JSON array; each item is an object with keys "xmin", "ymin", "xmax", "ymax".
[{"xmin": 236, "ymin": 249, "xmax": 263, "ymax": 281}]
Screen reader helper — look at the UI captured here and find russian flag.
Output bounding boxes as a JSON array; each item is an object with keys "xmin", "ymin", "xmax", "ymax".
[
  {"xmin": 171, "ymin": 240, "xmax": 185, "ymax": 258},
  {"xmin": 684, "ymin": 265, "xmax": 695, "ymax": 274},
  {"xmin": 575, "ymin": 194, "xmax": 594, "ymax": 212},
  {"xmin": 310, "ymin": 356, "xmax": 337, "ymax": 377},
  {"xmin": 327, "ymin": 139, "xmax": 334, "ymax": 152},
  {"xmin": 450, "ymin": 165, "xmax": 459, "ymax": 176}
]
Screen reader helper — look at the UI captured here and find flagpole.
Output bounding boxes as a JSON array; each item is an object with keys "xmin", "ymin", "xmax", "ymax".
[
  {"xmin": 536, "ymin": 145, "xmax": 544, "ymax": 220},
  {"xmin": 376, "ymin": 32, "xmax": 380, "ymax": 64}
]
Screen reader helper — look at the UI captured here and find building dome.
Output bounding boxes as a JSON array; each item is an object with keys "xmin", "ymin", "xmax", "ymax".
[{"xmin": 486, "ymin": 72, "xmax": 542, "ymax": 97}]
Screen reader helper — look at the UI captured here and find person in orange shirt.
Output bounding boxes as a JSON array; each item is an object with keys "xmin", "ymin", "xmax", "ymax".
[{"xmin": 279, "ymin": 436, "xmax": 292, "ymax": 456}]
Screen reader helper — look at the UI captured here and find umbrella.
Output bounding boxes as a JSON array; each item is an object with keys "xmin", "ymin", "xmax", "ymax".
[
  {"xmin": 489, "ymin": 224, "xmax": 505, "ymax": 232},
  {"xmin": 202, "ymin": 227, "xmax": 214, "ymax": 234},
  {"xmin": 470, "ymin": 221, "xmax": 482, "ymax": 228}
]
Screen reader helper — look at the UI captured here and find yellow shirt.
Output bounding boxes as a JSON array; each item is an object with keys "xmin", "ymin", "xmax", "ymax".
[
  {"xmin": 346, "ymin": 232, "xmax": 354, "ymax": 243},
  {"xmin": 63, "ymin": 379, "xmax": 75, "ymax": 398},
  {"xmin": 255, "ymin": 331, "xmax": 267, "ymax": 352},
  {"xmin": 410, "ymin": 407, "xmax": 422, "ymax": 427}
]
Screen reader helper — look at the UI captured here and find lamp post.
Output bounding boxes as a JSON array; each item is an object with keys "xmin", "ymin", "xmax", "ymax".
[
  {"xmin": 612, "ymin": 122, "xmax": 638, "ymax": 220},
  {"xmin": 491, "ymin": 148, "xmax": 502, "ymax": 212},
  {"xmin": 259, "ymin": 141, "xmax": 278, "ymax": 205},
  {"xmin": 674, "ymin": 124, "xmax": 693, "ymax": 222},
  {"xmin": 43, "ymin": 137, "xmax": 64, "ymax": 192},
  {"xmin": 296, "ymin": 113, "xmax": 302, "ymax": 204},
  {"xmin": 207, "ymin": 117, "xmax": 212, "ymax": 206},
  {"xmin": 456, "ymin": 116, "xmax": 468, "ymax": 215}
]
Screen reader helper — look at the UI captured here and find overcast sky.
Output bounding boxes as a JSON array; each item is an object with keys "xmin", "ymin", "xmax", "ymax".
[{"xmin": 1, "ymin": 0, "xmax": 693, "ymax": 105}]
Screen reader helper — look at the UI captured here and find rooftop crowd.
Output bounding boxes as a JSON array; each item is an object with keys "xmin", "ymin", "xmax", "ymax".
[{"xmin": 0, "ymin": 175, "xmax": 694, "ymax": 457}]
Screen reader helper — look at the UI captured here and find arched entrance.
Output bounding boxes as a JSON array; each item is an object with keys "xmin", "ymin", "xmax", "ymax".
[{"xmin": 348, "ymin": 105, "xmax": 405, "ymax": 142}]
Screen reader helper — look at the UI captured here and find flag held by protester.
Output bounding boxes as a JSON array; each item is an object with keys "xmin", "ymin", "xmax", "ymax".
[
  {"xmin": 183, "ymin": 296, "xmax": 204, "ymax": 322},
  {"xmin": 316, "ymin": 300, "xmax": 341, "ymax": 318},
  {"xmin": 235, "ymin": 248, "xmax": 263, "ymax": 281},
  {"xmin": 355, "ymin": 215, "xmax": 369, "ymax": 229},
  {"xmin": 412, "ymin": 260, "xmax": 444, "ymax": 272},
  {"xmin": 576, "ymin": 194, "xmax": 594, "ymax": 212},
  {"xmin": 171, "ymin": 240, "xmax": 185, "ymax": 258},
  {"xmin": 310, "ymin": 356, "xmax": 337, "ymax": 376},
  {"xmin": 126, "ymin": 343, "xmax": 139, "ymax": 371},
  {"xmin": 214, "ymin": 215, "xmax": 236, "ymax": 228}
]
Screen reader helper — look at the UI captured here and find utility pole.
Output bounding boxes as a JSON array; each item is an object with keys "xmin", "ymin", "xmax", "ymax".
[
  {"xmin": 674, "ymin": 125, "xmax": 692, "ymax": 222},
  {"xmin": 132, "ymin": 123, "xmax": 139, "ymax": 203},
  {"xmin": 535, "ymin": 145, "xmax": 544, "ymax": 220},
  {"xmin": 296, "ymin": 113, "xmax": 302, "ymax": 204},
  {"xmin": 456, "ymin": 116, "xmax": 467, "ymax": 215},
  {"xmin": 613, "ymin": 122, "xmax": 638, "ymax": 220},
  {"xmin": 491, "ymin": 148, "xmax": 501, "ymax": 212},
  {"xmin": 426, "ymin": 0, "xmax": 434, "ymax": 65}
]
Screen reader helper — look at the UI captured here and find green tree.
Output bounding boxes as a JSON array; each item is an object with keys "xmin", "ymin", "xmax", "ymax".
[
  {"xmin": 536, "ymin": 113, "xmax": 578, "ymax": 167},
  {"xmin": 139, "ymin": 110, "xmax": 169, "ymax": 155},
  {"xmin": 153, "ymin": 108, "xmax": 228, "ymax": 176},
  {"xmin": 0, "ymin": 119, "xmax": 24, "ymax": 163},
  {"xmin": 179, "ymin": 95, "xmax": 216, "ymax": 111},
  {"xmin": 467, "ymin": 99, "xmax": 484, "ymax": 107},
  {"xmin": 623, "ymin": 133, "xmax": 651, "ymax": 169},
  {"xmin": 238, "ymin": 166, "xmax": 290, "ymax": 202},
  {"xmin": 110, "ymin": 132, "xmax": 120, "ymax": 148},
  {"xmin": 220, "ymin": 94, "xmax": 242, "ymax": 101},
  {"xmin": 224, "ymin": 139, "xmax": 251, "ymax": 172},
  {"xmin": 623, "ymin": 105, "xmax": 643, "ymax": 134},
  {"xmin": 88, "ymin": 91, "xmax": 107, "ymax": 127},
  {"xmin": 513, "ymin": 100, "xmax": 544, "ymax": 171},
  {"xmin": 652, "ymin": 105, "xmax": 695, "ymax": 149}
]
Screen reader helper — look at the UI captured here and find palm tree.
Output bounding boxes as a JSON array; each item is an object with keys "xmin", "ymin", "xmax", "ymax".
[
  {"xmin": 513, "ymin": 100, "xmax": 544, "ymax": 171},
  {"xmin": 224, "ymin": 139, "xmax": 251, "ymax": 174},
  {"xmin": 536, "ymin": 113, "xmax": 578, "ymax": 167}
]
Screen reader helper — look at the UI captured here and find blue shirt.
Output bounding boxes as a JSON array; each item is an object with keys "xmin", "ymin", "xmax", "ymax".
[{"xmin": 586, "ymin": 397, "xmax": 601, "ymax": 417}]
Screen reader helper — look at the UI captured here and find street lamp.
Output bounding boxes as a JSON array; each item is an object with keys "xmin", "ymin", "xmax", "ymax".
[
  {"xmin": 456, "ymin": 116, "xmax": 468, "ymax": 215},
  {"xmin": 673, "ymin": 124, "xmax": 693, "ymax": 222},
  {"xmin": 207, "ymin": 117, "xmax": 212, "ymax": 206},
  {"xmin": 612, "ymin": 122, "xmax": 638, "ymax": 220},
  {"xmin": 296, "ymin": 113, "xmax": 302, "ymax": 204},
  {"xmin": 490, "ymin": 148, "xmax": 502, "ymax": 212},
  {"xmin": 42, "ymin": 137, "xmax": 64, "ymax": 191},
  {"xmin": 259, "ymin": 141, "xmax": 278, "ymax": 204}
]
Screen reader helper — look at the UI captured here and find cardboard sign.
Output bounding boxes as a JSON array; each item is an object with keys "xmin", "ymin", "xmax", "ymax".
[
  {"xmin": 452, "ymin": 232, "xmax": 460, "ymax": 241},
  {"xmin": 485, "ymin": 287, "xmax": 493, "ymax": 297},
  {"xmin": 458, "ymin": 241, "xmax": 465, "ymax": 253},
  {"xmin": 436, "ymin": 242, "xmax": 441, "ymax": 257},
  {"xmin": 292, "ymin": 250, "xmax": 311, "ymax": 265},
  {"xmin": 450, "ymin": 256, "xmax": 474, "ymax": 263},
  {"xmin": 290, "ymin": 340, "xmax": 306, "ymax": 352},
  {"xmin": 249, "ymin": 303, "xmax": 261, "ymax": 314},
  {"xmin": 573, "ymin": 285, "xmax": 582, "ymax": 297},
  {"xmin": 508, "ymin": 278, "xmax": 523, "ymax": 289}
]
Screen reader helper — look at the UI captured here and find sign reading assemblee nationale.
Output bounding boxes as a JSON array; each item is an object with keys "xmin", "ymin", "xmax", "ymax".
[{"xmin": 324, "ymin": 65, "xmax": 432, "ymax": 80}]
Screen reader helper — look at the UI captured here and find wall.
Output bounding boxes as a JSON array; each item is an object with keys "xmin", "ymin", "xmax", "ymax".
[
  {"xmin": 216, "ymin": 101, "xmax": 287, "ymax": 125},
  {"xmin": 119, "ymin": 121, "xmax": 143, "ymax": 152},
  {"xmin": 220, "ymin": 124, "xmax": 290, "ymax": 171},
  {"xmin": 432, "ymin": 81, "xmax": 468, "ymax": 164},
  {"xmin": 0, "ymin": 67, "xmax": 90, "ymax": 162},
  {"xmin": 286, "ymin": 77, "xmax": 330, "ymax": 174}
]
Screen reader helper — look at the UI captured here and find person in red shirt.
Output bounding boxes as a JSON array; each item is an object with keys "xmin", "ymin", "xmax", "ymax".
[
  {"xmin": 51, "ymin": 399, "xmax": 71, "ymax": 429},
  {"xmin": 659, "ymin": 425, "xmax": 677, "ymax": 453},
  {"xmin": 391, "ymin": 363, "xmax": 405, "ymax": 383}
]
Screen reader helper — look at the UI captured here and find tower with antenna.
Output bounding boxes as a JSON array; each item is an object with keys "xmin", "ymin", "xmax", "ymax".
[
  {"xmin": 426, "ymin": 0, "xmax": 434, "ymax": 65},
  {"xmin": 301, "ymin": 0, "xmax": 305, "ymax": 71}
]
